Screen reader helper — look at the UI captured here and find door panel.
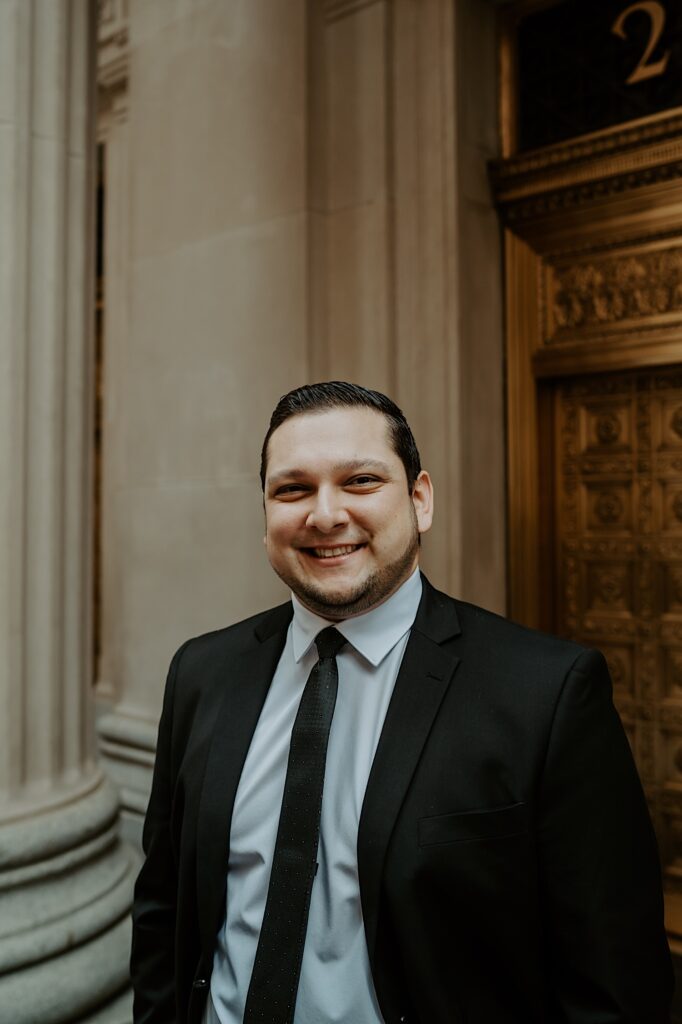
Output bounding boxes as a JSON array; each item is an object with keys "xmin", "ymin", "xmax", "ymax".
[{"xmin": 555, "ymin": 366, "xmax": 682, "ymax": 892}]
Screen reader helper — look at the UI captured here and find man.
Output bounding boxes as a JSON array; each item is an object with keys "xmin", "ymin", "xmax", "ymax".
[{"xmin": 131, "ymin": 381, "xmax": 673, "ymax": 1024}]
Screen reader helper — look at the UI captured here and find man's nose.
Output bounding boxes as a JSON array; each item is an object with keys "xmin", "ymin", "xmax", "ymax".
[{"xmin": 305, "ymin": 488, "xmax": 350, "ymax": 532}]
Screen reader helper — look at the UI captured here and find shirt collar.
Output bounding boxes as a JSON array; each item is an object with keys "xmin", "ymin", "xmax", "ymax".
[{"xmin": 291, "ymin": 567, "xmax": 423, "ymax": 667}]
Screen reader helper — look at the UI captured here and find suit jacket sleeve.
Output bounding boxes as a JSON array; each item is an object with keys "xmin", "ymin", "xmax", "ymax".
[
  {"xmin": 538, "ymin": 648, "xmax": 673, "ymax": 1022},
  {"xmin": 130, "ymin": 641, "xmax": 189, "ymax": 1024}
]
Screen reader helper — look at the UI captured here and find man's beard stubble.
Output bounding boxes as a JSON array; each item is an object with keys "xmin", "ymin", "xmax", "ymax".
[{"xmin": 273, "ymin": 528, "xmax": 420, "ymax": 621}]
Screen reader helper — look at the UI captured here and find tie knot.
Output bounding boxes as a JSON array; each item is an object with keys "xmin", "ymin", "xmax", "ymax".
[{"xmin": 314, "ymin": 626, "xmax": 347, "ymax": 661}]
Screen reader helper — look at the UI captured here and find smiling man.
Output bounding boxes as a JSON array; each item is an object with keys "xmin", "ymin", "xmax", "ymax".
[
  {"xmin": 262, "ymin": 402, "xmax": 432, "ymax": 620},
  {"xmin": 131, "ymin": 382, "xmax": 673, "ymax": 1024}
]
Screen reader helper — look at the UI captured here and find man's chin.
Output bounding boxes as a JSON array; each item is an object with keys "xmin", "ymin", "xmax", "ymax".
[
  {"xmin": 272, "ymin": 535, "xmax": 419, "ymax": 619},
  {"xmin": 293, "ymin": 579, "xmax": 374, "ymax": 620}
]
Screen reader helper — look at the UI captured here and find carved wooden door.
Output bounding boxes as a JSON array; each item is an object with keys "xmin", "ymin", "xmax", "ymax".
[
  {"xmin": 493, "ymin": 0, "xmax": 682, "ymax": 943},
  {"xmin": 555, "ymin": 366, "xmax": 682, "ymax": 893}
]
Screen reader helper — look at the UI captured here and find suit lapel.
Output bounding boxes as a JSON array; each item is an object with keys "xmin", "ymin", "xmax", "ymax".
[
  {"xmin": 196, "ymin": 602, "xmax": 292, "ymax": 958},
  {"xmin": 357, "ymin": 576, "xmax": 461, "ymax": 963}
]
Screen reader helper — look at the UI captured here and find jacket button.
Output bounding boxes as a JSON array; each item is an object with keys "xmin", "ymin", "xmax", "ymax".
[{"xmin": 193, "ymin": 978, "xmax": 208, "ymax": 988}]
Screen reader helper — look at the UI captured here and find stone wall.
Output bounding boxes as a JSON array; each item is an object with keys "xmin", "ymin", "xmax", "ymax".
[{"xmin": 0, "ymin": 1, "xmax": 504, "ymax": 1019}]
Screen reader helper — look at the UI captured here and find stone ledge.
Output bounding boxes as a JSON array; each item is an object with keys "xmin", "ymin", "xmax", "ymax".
[{"xmin": 0, "ymin": 913, "xmax": 133, "ymax": 1024}]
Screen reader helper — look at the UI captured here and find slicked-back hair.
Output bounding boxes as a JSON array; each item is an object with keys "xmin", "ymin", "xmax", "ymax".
[{"xmin": 260, "ymin": 381, "xmax": 422, "ymax": 492}]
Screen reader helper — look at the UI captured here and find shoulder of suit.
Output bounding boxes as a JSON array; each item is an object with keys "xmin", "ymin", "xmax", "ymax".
[
  {"xmin": 428, "ymin": 591, "xmax": 606, "ymax": 698},
  {"xmin": 454, "ymin": 595, "xmax": 583, "ymax": 648},
  {"xmin": 424, "ymin": 578, "xmax": 595, "ymax": 670},
  {"xmin": 171, "ymin": 600, "xmax": 292, "ymax": 662}
]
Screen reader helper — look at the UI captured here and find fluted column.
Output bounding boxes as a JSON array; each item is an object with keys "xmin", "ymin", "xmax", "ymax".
[
  {"xmin": 0, "ymin": 2, "xmax": 137, "ymax": 1020},
  {"xmin": 94, "ymin": 0, "xmax": 309, "ymax": 846}
]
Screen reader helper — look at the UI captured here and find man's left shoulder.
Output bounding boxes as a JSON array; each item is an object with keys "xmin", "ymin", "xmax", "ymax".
[{"xmin": 423, "ymin": 577, "xmax": 602, "ymax": 682}]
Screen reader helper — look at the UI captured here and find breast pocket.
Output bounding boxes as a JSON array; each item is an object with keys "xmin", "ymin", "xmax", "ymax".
[{"xmin": 418, "ymin": 802, "xmax": 529, "ymax": 847}]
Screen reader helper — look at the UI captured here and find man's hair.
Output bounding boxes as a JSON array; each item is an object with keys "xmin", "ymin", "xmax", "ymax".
[{"xmin": 260, "ymin": 381, "xmax": 422, "ymax": 491}]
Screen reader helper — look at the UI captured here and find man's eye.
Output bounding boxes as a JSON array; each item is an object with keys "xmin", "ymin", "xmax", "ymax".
[
  {"xmin": 275, "ymin": 483, "xmax": 308, "ymax": 496},
  {"xmin": 349, "ymin": 475, "xmax": 379, "ymax": 486}
]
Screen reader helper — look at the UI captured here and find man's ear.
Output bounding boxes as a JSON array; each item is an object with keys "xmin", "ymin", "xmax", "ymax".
[{"xmin": 412, "ymin": 470, "xmax": 434, "ymax": 534}]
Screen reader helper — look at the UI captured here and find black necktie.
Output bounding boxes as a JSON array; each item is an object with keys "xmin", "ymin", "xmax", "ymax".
[{"xmin": 243, "ymin": 626, "xmax": 348, "ymax": 1024}]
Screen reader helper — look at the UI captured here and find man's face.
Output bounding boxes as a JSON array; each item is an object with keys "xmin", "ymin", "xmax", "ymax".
[{"xmin": 263, "ymin": 407, "xmax": 433, "ymax": 619}]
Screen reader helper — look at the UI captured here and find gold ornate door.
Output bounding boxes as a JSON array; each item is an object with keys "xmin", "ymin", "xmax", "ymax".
[
  {"xmin": 554, "ymin": 368, "xmax": 682, "ymax": 907},
  {"xmin": 492, "ymin": 0, "xmax": 682, "ymax": 944}
]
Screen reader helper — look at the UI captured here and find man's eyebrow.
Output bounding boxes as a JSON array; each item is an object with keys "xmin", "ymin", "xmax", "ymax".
[
  {"xmin": 267, "ymin": 459, "xmax": 392, "ymax": 487},
  {"xmin": 267, "ymin": 468, "xmax": 308, "ymax": 487},
  {"xmin": 334, "ymin": 459, "xmax": 392, "ymax": 476}
]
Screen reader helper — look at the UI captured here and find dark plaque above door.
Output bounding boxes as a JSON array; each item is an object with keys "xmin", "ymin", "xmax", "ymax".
[{"xmin": 514, "ymin": 0, "xmax": 682, "ymax": 151}]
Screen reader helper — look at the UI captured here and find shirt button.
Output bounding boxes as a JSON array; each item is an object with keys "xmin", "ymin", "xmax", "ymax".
[{"xmin": 193, "ymin": 978, "xmax": 208, "ymax": 988}]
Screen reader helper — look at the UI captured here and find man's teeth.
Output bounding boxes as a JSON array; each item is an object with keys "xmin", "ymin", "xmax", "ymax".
[{"xmin": 312, "ymin": 545, "xmax": 359, "ymax": 558}]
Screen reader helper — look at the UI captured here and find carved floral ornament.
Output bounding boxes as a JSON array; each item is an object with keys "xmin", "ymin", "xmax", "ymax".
[
  {"xmin": 550, "ymin": 248, "xmax": 682, "ymax": 337},
  {"xmin": 595, "ymin": 412, "xmax": 622, "ymax": 445},
  {"xmin": 594, "ymin": 490, "xmax": 625, "ymax": 524},
  {"xmin": 594, "ymin": 566, "xmax": 627, "ymax": 606},
  {"xmin": 582, "ymin": 457, "xmax": 631, "ymax": 476}
]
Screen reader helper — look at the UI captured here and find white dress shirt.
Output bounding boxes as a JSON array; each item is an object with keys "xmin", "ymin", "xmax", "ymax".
[{"xmin": 203, "ymin": 567, "xmax": 422, "ymax": 1024}]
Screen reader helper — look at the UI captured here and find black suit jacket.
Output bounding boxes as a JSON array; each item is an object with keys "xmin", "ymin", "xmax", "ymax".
[{"xmin": 131, "ymin": 576, "xmax": 673, "ymax": 1024}]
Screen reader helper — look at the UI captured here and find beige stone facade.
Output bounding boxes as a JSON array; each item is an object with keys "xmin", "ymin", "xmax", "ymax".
[{"xmin": 0, "ymin": 0, "xmax": 504, "ymax": 1018}]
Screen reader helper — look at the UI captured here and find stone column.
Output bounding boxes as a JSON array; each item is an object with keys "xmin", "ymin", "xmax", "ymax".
[
  {"xmin": 95, "ymin": 0, "xmax": 308, "ymax": 847},
  {"xmin": 0, "ymin": 2, "xmax": 137, "ymax": 1021}
]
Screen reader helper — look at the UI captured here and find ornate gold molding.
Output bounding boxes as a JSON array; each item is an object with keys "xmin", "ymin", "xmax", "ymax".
[
  {"xmin": 546, "ymin": 245, "xmax": 682, "ymax": 343},
  {"xmin": 502, "ymin": 159, "xmax": 682, "ymax": 225},
  {"xmin": 495, "ymin": 110, "xmax": 682, "ymax": 182},
  {"xmin": 491, "ymin": 110, "xmax": 682, "ymax": 222}
]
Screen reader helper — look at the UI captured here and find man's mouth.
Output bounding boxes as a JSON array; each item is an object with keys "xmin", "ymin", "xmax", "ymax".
[{"xmin": 303, "ymin": 543, "xmax": 365, "ymax": 559}]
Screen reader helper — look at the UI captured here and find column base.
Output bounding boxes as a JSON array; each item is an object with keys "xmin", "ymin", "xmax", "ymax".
[
  {"xmin": 0, "ymin": 772, "xmax": 140, "ymax": 1024},
  {"xmin": 97, "ymin": 707, "xmax": 158, "ymax": 847},
  {"xmin": 75, "ymin": 985, "xmax": 133, "ymax": 1024}
]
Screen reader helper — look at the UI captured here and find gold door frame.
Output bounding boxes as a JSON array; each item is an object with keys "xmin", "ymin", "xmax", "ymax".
[{"xmin": 492, "ymin": 9, "xmax": 682, "ymax": 945}]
